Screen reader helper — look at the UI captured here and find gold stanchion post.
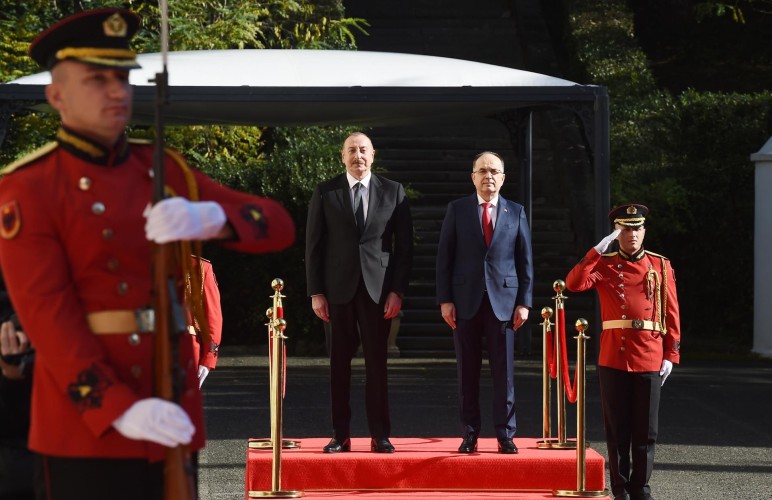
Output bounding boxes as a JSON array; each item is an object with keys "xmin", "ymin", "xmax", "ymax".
[
  {"xmin": 248, "ymin": 279, "xmax": 302, "ymax": 499},
  {"xmin": 549, "ymin": 280, "xmax": 576, "ymax": 450},
  {"xmin": 249, "ymin": 304, "xmax": 299, "ymax": 450},
  {"xmin": 537, "ymin": 307, "xmax": 554, "ymax": 448},
  {"xmin": 554, "ymin": 319, "xmax": 606, "ymax": 498}
]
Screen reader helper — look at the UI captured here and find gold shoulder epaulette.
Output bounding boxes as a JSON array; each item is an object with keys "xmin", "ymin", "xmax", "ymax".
[
  {"xmin": 602, "ymin": 251, "xmax": 618, "ymax": 257},
  {"xmin": 645, "ymin": 250, "xmax": 669, "ymax": 260},
  {"xmin": 0, "ymin": 142, "xmax": 58, "ymax": 176},
  {"xmin": 128, "ymin": 138, "xmax": 153, "ymax": 145}
]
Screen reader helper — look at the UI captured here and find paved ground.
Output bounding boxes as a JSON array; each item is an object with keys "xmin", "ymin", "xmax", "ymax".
[{"xmin": 198, "ymin": 347, "xmax": 772, "ymax": 500}]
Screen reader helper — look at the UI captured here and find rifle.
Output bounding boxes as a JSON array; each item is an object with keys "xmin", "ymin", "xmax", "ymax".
[{"xmin": 151, "ymin": 2, "xmax": 196, "ymax": 498}]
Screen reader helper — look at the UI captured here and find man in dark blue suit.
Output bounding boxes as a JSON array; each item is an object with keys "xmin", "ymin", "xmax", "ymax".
[
  {"xmin": 306, "ymin": 132, "xmax": 413, "ymax": 454},
  {"xmin": 436, "ymin": 151, "xmax": 533, "ymax": 454}
]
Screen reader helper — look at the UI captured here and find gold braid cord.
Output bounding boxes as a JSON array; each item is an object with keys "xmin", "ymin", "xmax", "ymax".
[
  {"xmin": 660, "ymin": 257, "xmax": 668, "ymax": 335},
  {"xmin": 646, "ymin": 266, "xmax": 661, "ymax": 326},
  {"xmin": 645, "ymin": 257, "xmax": 668, "ymax": 336},
  {"xmin": 166, "ymin": 149, "xmax": 212, "ymax": 348}
]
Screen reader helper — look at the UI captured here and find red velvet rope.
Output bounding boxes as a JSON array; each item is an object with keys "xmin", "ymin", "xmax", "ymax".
[
  {"xmin": 546, "ymin": 324, "xmax": 557, "ymax": 379},
  {"xmin": 558, "ymin": 307, "xmax": 578, "ymax": 403}
]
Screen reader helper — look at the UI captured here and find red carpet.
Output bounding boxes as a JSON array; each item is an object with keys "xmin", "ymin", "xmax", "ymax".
[{"xmin": 245, "ymin": 437, "xmax": 608, "ymax": 498}]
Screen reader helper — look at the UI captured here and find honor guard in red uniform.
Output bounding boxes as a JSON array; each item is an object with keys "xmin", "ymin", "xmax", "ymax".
[
  {"xmin": 186, "ymin": 257, "xmax": 222, "ymax": 388},
  {"xmin": 0, "ymin": 9, "xmax": 294, "ymax": 499},
  {"xmin": 566, "ymin": 204, "xmax": 680, "ymax": 500}
]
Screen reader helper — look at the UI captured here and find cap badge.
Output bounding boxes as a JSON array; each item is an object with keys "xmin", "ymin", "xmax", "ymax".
[
  {"xmin": 103, "ymin": 13, "xmax": 128, "ymax": 37},
  {"xmin": 626, "ymin": 206, "xmax": 637, "ymax": 215}
]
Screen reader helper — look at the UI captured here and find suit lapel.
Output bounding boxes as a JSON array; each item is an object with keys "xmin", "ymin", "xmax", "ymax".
[
  {"xmin": 464, "ymin": 194, "xmax": 486, "ymax": 247},
  {"xmin": 333, "ymin": 175, "xmax": 357, "ymax": 230},
  {"xmin": 364, "ymin": 174, "xmax": 382, "ymax": 234},
  {"xmin": 490, "ymin": 196, "xmax": 509, "ymax": 246}
]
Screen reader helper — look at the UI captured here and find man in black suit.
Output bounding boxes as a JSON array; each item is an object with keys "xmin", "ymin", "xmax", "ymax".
[
  {"xmin": 436, "ymin": 151, "xmax": 533, "ymax": 454},
  {"xmin": 305, "ymin": 132, "xmax": 413, "ymax": 454}
]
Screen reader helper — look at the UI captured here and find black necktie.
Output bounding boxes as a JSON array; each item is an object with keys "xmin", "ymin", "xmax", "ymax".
[{"xmin": 353, "ymin": 182, "xmax": 365, "ymax": 232}]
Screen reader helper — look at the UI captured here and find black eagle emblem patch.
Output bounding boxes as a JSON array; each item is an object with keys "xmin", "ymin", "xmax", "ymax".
[{"xmin": 67, "ymin": 363, "xmax": 113, "ymax": 412}]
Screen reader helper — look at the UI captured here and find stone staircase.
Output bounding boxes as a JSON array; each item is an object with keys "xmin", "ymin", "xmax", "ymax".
[{"xmin": 343, "ymin": 0, "xmax": 595, "ymax": 357}]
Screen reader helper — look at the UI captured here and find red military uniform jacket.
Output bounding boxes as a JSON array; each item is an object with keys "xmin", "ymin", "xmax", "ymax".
[
  {"xmin": 0, "ymin": 127, "xmax": 294, "ymax": 461},
  {"xmin": 565, "ymin": 247, "xmax": 680, "ymax": 372},
  {"xmin": 188, "ymin": 257, "xmax": 222, "ymax": 371}
]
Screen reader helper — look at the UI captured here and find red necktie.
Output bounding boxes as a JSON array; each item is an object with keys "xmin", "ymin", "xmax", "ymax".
[{"xmin": 481, "ymin": 202, "xmax": 493, "ymax": 246}]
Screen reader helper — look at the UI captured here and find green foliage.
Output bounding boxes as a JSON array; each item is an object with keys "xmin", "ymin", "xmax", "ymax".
[
  {"xmin": 131, "ymin": 0, "xmax": 367, "ymax": 51},
  {"xmin": 694, "ymin": 2, "xmax": 744, "ymax": 23},
  {"xmin": 564, "ymin": 0, "xmax": 772, "ymax": 348}
]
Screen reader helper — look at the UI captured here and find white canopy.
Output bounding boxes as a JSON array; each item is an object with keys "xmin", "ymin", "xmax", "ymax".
[
  {"xmin": 10, "ymin": 49, "xmax": 578, "ymax": 88},
  {"xmin": 3, "ymin": 49, "xmax": 595, "ymax": 126}
]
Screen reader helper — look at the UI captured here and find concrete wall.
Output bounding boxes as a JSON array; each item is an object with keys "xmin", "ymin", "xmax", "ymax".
[{"xmin": 752, "ymin": 136, "xmax": 772, "ymax": 358}]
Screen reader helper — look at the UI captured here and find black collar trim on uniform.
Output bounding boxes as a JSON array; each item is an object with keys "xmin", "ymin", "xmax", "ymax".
[
  {"xmin": 56, "ymin": 127, "xmax": 130, "ymax": 166},
  {"xmin": 619, "ymin": 246, "xmax": 646, "ymax": 262}
]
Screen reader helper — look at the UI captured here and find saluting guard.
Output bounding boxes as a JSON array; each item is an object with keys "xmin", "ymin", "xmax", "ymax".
[{"xmin": 565, "ymin": 204, "xmax": 681, "ymax": 500}]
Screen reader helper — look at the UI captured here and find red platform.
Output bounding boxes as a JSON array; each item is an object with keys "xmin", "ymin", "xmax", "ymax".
[{"xmin": 245, "ymin": 437, "xmax": 608, "ymax": 499}]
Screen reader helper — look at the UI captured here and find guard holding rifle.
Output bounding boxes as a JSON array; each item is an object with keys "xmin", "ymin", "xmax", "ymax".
[
  {"xmin": 0, "ymin": 8, "xmax": 294, "ymax": 499},
  {"xmin": 565, "ymin": 204, "xmax": 680, "ymax": 500}
]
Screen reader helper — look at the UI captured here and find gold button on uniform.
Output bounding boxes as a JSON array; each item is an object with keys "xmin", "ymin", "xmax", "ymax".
[
  {"xmin": 78, "ymin": 177, "xmax": 92, "ymax": 190},
  {"xmin": 128, "ymin": 333, "xmax": 140, "ymax": 346},
  {"xmin": 102, "ymin": 228, "xmax": 114, "ymax": 240}
]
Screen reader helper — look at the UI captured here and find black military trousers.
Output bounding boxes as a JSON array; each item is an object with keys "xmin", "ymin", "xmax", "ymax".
[
  {"xmin": 598, "ymin": 366, "xmax": 661, "ymax": 500},
  {"xmin": 36, "ymin": 454, "xmax": 199, "ymax": 500}
]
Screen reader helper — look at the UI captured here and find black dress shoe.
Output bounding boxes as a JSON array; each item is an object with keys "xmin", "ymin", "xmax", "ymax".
[
  {"xmin": 323, "ymin": 437, "xmax": 351, "ymax": 453},
  {"xmin": 497, "ymin": 437, "xmax": 518, "ymax": 454},
  {"xmin": 370, "ymin": 438, "xmax": 395, "ymax": 453},
  {"xmin": 458, "ymin": 435, "xmax": 478, "ymax": 453}
]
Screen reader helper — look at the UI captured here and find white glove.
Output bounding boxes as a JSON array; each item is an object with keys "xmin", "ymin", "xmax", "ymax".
[
  {"xmin": 593, "ymin": 229, "xmax": 621, "ymax": 254},
  {"xmin": 113, "ymin": 398, "xmax": 195, "ymax": 447},
  {"xmin": 659, "ymin": 359, "xmax": 673, "ymax": 386},
  {"xmin": 197, "ymin": 365, "xmax": 210, "ymax": 388},
  {"xmin": 144, "ymin": 197, "xmax": 226, "ymax": 243}
]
